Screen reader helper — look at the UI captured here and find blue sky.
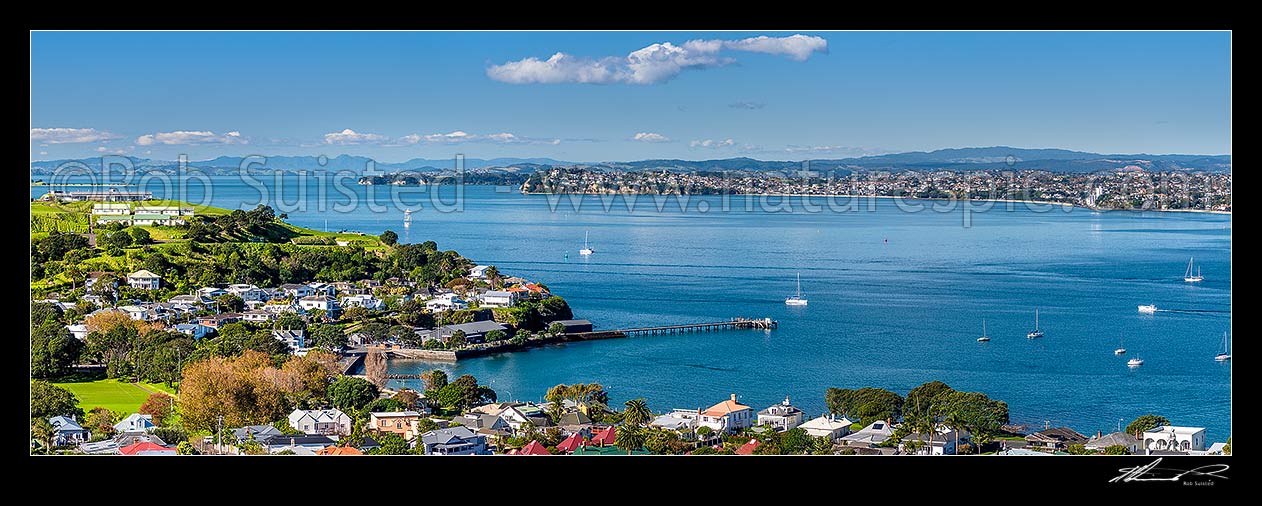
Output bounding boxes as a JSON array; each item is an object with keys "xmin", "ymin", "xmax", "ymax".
[{"xmin": 30, "ymin": 31, "xmax": 1231, "ymax": 162}]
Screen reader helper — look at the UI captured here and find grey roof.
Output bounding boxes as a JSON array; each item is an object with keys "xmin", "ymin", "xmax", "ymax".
[
  {"xmin": 49, "ymin": 416, "xmax": 86, "ymax": 432},
  {"xmin": 559, "ymin": 411, "xmax": 593, "ymax": 426},
  {"xmin": 421, "ymin": 426, "xmax": 478, "ymax": 445},
  {"xmin": 113, "ymin": 433, "xmax": 166, "ymax": 447},
  {"xmin": 552, "ymin": 319, "xmax": 593, "ymax": 326},
  {"xmin": 260, "ymin": 434, "xmax": 335, "ymax": 447},
  {"xmin": 450, "ymin": 413, "xmax": 505, "ymax": 430},
  {"xmin": 1026, "ymin": 427, "xmax": 1088, "ymax": 443},
  {"xmin": 80, "ymin": 440, "xmax": 120, "ymax": 454},
  {"xmin": 273, "ymin": 329, "xmax": 305, "ymax": 339},
  {"xmin": 440, "ymin": 320, "xmax": 508, "ymax": 335},
  {"xmin": 1086, "ymin": 431, "xmax": 1139, "ymax": 448},
  {"xmin": 232, "ymin": 425, "xmax": 284, "ymax": 441},
  {"xmin": 279, "ymin": 283, "xmax": 309, "ymax": 290}
]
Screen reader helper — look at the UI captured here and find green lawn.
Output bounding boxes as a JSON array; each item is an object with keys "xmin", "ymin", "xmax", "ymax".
[{"xmin": 53, "ymin": 379, "xmax": 175, "ymax": 415}]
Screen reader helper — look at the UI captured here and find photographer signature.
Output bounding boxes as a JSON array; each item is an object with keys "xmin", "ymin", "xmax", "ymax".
[{"xmin": 1110, "ymin": 458, "xmax": 1229, "ymax": 483}]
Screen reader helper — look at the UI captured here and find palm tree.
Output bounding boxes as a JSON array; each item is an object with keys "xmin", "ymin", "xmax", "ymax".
[
  {"xmin": 943, "ymin": 412, "xmax": 964, "ymax": 454},
  {"xmin": 623, "ymin": 398, "xmax": 652, "ymax": 427},
  {"xmin": 615, "ymin": 425, "xmax": 646, "ymax": 455}
]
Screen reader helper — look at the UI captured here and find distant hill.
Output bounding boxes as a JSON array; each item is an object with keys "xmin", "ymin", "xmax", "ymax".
[{"xmin": 30, "ymin": 147, "xmax": 1230, "ymax": 175}]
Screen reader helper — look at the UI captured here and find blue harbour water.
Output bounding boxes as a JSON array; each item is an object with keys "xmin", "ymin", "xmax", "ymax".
[{"xmin": 34, "ymin": 177, "xmax": 1233, "ymax": 438}]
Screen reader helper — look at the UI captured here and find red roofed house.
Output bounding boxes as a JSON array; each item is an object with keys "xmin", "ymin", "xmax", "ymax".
[
  {"xmin": 517, "ymin": 440, "xmax": 551, "ymax": 455},
  {"xmin": 119, "ymin": 441, "xmax": 176, "ymax": 456},
  {"xmin": 315, "ymin": 445, "xmax": 364, "ymax": 455},
  {"xmin": 556, "ymin": 432, "xmax": 588, "ymax": 453},
  {"xmin": 735, "ymin": 438, "xmax": 762, "ymax": 455},
  {"xmin": 591, "ymin": 426, "xmax": 617, "ymax": 447},
  {"xmin": 701, "ymin": 394, "xmax": 754, "ymax": 433}
]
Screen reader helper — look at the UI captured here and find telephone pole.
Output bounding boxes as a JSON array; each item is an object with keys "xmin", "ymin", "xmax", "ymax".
[{"xmin": 217, "ymin": 414, "xmax": 224, "ymax": 454}]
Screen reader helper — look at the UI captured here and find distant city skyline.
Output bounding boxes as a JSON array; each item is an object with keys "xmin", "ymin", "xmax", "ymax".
[{"xmin": 31, "ymin": 31, "xmax": 1231, "ymax": 162}]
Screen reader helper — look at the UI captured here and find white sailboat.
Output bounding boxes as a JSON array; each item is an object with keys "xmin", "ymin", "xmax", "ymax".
[
  {"xmin": 403, "ymin": 209, "xmax": 412, "ymax": 228},
  {"xmin": 977, "ymin": 320, "xmax": 990, "ymax": 342},
  {"xmin": 1114, "ymin": 334, "xmax": 1126, "ymax": 355},
  {"xmin": 1137, "ymin": 304, "xmax": 1157, "ymax": 314},
  {"xmin": 1127, "ymin": 356, "xmax": 1144, "ymax": 367},
  {"xmin": 785, "ymin": 273, "xmax": 808, "ymax": 306},
  {"xmin": 1183, "ymin": 257, "xmax": 1203, "ymax": 282},
  {"xmin": 1215, "ymin": 332, "xmax": 1231, "ymax": 362},
  {"xmin": 579, "ymin": 231, "xmax": 594, "ymax": 256},
  {"xmin": 1027, "ymin": 309, "xmax": 1044, "ymax": 339}
]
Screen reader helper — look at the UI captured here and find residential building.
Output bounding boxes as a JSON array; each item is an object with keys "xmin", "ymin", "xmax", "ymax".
[
  {"xmin": 341, "ymin": 294, "xmax": 384, "ymax": 310},
  {"xmin": 197, "ymin": 287, "xmax": 229, "ymax": 299},
  {"xmin": 1025, "ymin": 427, "xmax": 1088, "ymax": 451},
  {"xmin": 1142, "ymin": 426, "xmax": 1207, "ymax": 454},
  {"xmin": 702, "ymin": 394, "xmax": 755, "ymax": 433},
  {"xmin": 279, "ymin": 283, "xmax": 314, "ymax": 298},
  {"xmin": 273, "ymin": 329, "xmax": 306, "ymax": 351},
  {"xmin": 651, "ymin": 410, "xmax": 699, "ymax": 431},
  {"xmin": 196, "ymin": 313, "xmax": 241, "ymax": 329},
  {"xmin": 241, "ymin": 309, "xmax": 275, "ymax": 323},
  {"xmin": 168, "ymin": 294, "xmax": 213, "ymax": 305},
  {"xmin": 66, "ymin": 324, "xmax": 89, "ymax": 340},
  {"xmin": 1086, "ymin": 431, "xmax": 1140, "ymax": 454},
  {"xmin": 469, "ymin": 265, "xmax": 491, "ymax": 279},
  {"xmin": 418, "ymin": 426, "xmax": 490, "ymax": 455},
  {"xmin": 131, "ymin": 213, "xmax": 184, "ymax": 226},
  {"xmin": 299, "ymin": 294, "xmax": 341, "ymax": 317},
  {"xmin": 899, "ymin": 425, "xmax": 969, "ymax": 455},
  {"xmin": 259, "ymin": 434, "xmax": 336, "ymax": 454},
  {"xmin": 50, "ymin": 416, "xmax": 91, "ymax": 445},
  {"xmin": 119, "ymin": 305, "xmax": 150, "ymax": 321},
  {"xmin": 308, "ymin": 282, "xmax": 337, "ymax": 296},
  {"xmin": 114, "ymin": 413, "xmax": 156, "ymax": 434},
  {"xmin": 449, "ymin": 413, "xmax": 514, "ymax": 441},
  {"xmin": 425, "ymin": 293, "xmax": 468, "ymax": 311},
  {"xmin": 173, "ymin": 323, "xmax": 214, "ymax": 340},
  {"xmin": 133, "ymin": 205, "xmax": 194, "ymax": 216},
  {"xmin": 550, "ymin": 319, "xmax": 593, "ymax": 333},
  {"xmin": 288, "ymin": 409, "xmax": 352, "ymax": 436},
  {"xmin": 424, "ymin": 320, "xmax": 509, "ymax": 344},
  {"xmin": 479, "ymin": 290, "xmax": 520, "ymax": 308},
  {"xmin": 316, "ymin": 445, "xmax": 364, "ymax": 455},
  {"xmin": 231, "ymin": 425, "xmax": 284, "ymax": 442},
  {"xmin": 757, "ymin": 396, "xmax": 806, "ymax": 431},
  {"xmin": 840, "ymin": 420, "xmax": 897, "ymax": 448},
  {"xmin": 92, "ymin": 203, "xmax": 131, "ymax": 215},
  {"xmin": 85, "ymin": 271, "xmax": 117, "ymax": 290},
  {"xmin": 799, "ymin": 414, "xmax": 854, "ymax": 441},
  {"xmin": 370, "ymin": 411, "xmax": 425, "ymax": 439},
  {"xmin": 227, "ymin": 284, "xmax": 270, "ymax": 302},
  {"xmin": 119, "ymin": 441, "xmax": 176, "ymax": 456},
  {"xmin": 126, "ymin": 270, "xmax": 162, "ymax": 290}
]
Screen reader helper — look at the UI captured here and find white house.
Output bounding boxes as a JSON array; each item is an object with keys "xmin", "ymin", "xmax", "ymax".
[
  {"xmin": 287, "ymin": 408, "xmax": 352, "ymax": 436},
  {"xmin": 899, "ymin": 424, "xmax": 969, "ymax": 455},
  {"xmin": 840, "ymin": 420, "xmax": 898, "ymax": 447},
  {"xmin": 661, "ymin": 394, "xmax": 754, "ymax": 434},
  {"xmin": 298, "ymin": 295, "xmax": 341, "ymax": 317},
  {"xmin": 92, "ymin": 203, "xmax": 131, "ymax": 215},
  {"xmin": 279, "ymin": 283, "xmax": 314, "ymax": 298},
  {"xmin": 273, "ymin": 329, "xmax": 306, "ymax": 351},
  {"xmin": 308, "ymin": 282, "xmax": 337, "ymax": 296},
  {"xmin": 133, "ymin": 205, "xmax": 194, "ymax": 216},
  {"xmin": 469, "ymin": 265, "xmax": 491, "ymax": 279},
  {"xmin": 197, "ymin": 287, "xmax": 228, "ymax": 299},
  {"xmin": 425, "ymin": 293, "xmax": 468, "ymax": 312},
  {"xmin": 479, "ymin": 290, "xmax": 520, "ymax": 308},
  {"xmin": 126, "ymin": 270, "xmax": 161, "ymax": 290},
  {"xmin": 340, "ymin": 294, "xmax": 384, "ymax": 310},
  {"xmin": 85, "ymin": 271, "xmax": 117, "ymax": 290},
  {"xmin": 66, "ymin": 324, "xmax": 89, "ymax": 340},
  {"xmin": 1143, "ymin": 425, "xmax": 1207, "ymax": 453},
  {"xmin": 173, "ymin": 323, "xmax": 214, "ymax": 340},
  {"xmin": 119, "ymin": 305, "xmax": 150, "ymax": 321},
  {"xmin": 227, "ymin": 284, "xmax": 270, "ymax": 302},
  {"xmin": 114, "ymin": 413, "xmax": 156, "ymax": 434},
  {"xmin": 264, "ymin": 302, "xmax": 302, "ymax": 315},
  {"xmin": 418, "ymin": 426, "xmax": 490, "ymax": 455},
  {"xmin": 799, "ymin": 414, "xmax": 854, "ymax": 441},
  {"xmin": 241, "ymin": 310, "xmax": 275, "ymax": 323},
  {"xmin": 756, "ymin": 397, "xmax": 806, "ymax": 431},
  {"xmin": 131, "ymin": 213, "xmax": 184, "ymax": 226}
]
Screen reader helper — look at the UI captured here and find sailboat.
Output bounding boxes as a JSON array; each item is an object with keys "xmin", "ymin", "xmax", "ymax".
[
  {"xmin": 579, "ymin": 231, "xmax": 594, "ymax": 256},
  {"xmin": 977, "ymin": 320, "xmax": 990, "ymax": 342},
  {"xmin": 1027, "ymin": 309, "xmax": 1044, "ymax": 339},
  {"xmin": 1183, "ymin": 257, "xmax": 1203, "ymax": 282},
  {"xmin": 1114, "ymin": 334, "xmax": 1126, "ymax": 355},
  {"xmin": 1127, "ymin": 356, "xmax": 1144, "ymax": 367},
  {"xmin": 403, "ymin": 209, "xmax": 412, "ymax": 228},
  {"xmin": 785, "ymin": 273, "xmax": 808, "ymax": 306},
  {"xmin": 1215, "ymin": 332, "xmax": 1231, "ymax": 362}
]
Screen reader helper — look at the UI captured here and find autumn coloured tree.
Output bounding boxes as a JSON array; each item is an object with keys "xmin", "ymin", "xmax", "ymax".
[
  {"xmin": 178, "ymin": 350, "xmax": 338, "ymax": 432},
  {"xmin": 138, "ymin": 393, "xmax": 177, "ymax": 427}
]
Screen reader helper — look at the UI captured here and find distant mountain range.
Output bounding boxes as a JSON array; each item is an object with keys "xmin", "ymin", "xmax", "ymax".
[{"xmin": 29, "ymin": 146, "xmax": 1231, "ymax": 175}]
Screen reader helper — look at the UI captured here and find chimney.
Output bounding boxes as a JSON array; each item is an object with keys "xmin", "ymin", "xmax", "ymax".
[
  {"xmin": 1097, "ymin": 430, "xmax": 1102, "ymax": 439},
  {"xmin": 730, "ymin": 394, "xmax": 737, "ymax": 402}
]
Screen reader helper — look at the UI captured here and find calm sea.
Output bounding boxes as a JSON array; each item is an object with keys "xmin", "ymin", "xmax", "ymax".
[{"xmin": 33, "ymin": 176, "xmax": 1233, "ymax": 439}]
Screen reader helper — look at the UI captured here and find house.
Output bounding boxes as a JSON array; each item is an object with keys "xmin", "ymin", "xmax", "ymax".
[
  {"xmin": 1142, "ymin": 425, "xmax": 1207, "ymax": 454},
  {"xmin": 799, "ymin": 414, "xmax": 854, "ymax": 441},
  {"xmin": 49, "ymin": 416, "xmax": 91, "ymax": 445},
  {"xmin": 479, "ymin": 290, "xmax": 520, "ymax": 308},
  {"xmin": 513, "ymin": 440, "xmax": 551, "ymax": 455},
  {"xmin": 341, "ymin": 294, "xmax": 384, "ymax": 310},
  {"xmin": 370, "ymin": 411, "xmax": 425, "ymax": 439},
  {"xmin": 168, "ymin": 294, "xmax": 212, "ymax": 306},
  {"xmin": 118, "ymin": 305, "xmax": 150, "ymax": 321},
  {"xmin": 840, "ymin": 420, "xmax": 897, "ymax": 447},
  {"xmin": 125, "ymin": 270, "xmax": 161, "ymax": 290},
  {"xmin": 316, "ymin": 445, "xmax": 364, "ymax": 455},
  {"xmin": 1085, "ymin": 431, "xmax": 1140, "ymax": 454},
  {"xmin": 425, "ymin": 320, "xmax": 509, "ymax": 344},
  {"xmin": 92, "ymin": 203, "xmax": 131, "ymax": 215},
  {"xmin": 173, "ymin": 323, "xmax": 214, "ymax": 340},
  {"xmin": 1024, "ymin": 427, "xmax": 1088, "ymax": 451},
  {"xmin": 84, "ymin": 271, "xmax": 117, "ymax": 290},
  {"xmin": 131, "ymin": 213, "xmax": 184, "ymax": 226},
  {"xmin": 468, "ymin": 265, "xmax": 491, "ymax": 279},
  {"xmin": 231, "ymin": 425, "xmax": 284, "ymax": 442},
  {"xmin": 226, "ymin": 284, "xmax": 270, "ymax": 302},
  {"xmin": 264, "ymin": 302, "xmax": 302, "ymax": 315},
  {"xmin": 197, "ymin": 287, "xmax": 229, "ymax": 299},
  {"xmin": 557, "ymin": 411, "xmax": 594, "ymax": 436},
  {"xmin": 332, "ymin": 282, "xmax": 362, "ymax": 295},
  {"xmin": 241, "ymin": 309, "xmax": 275, "ymax": 323},
  {"xmin": 556, "ymin": 432, "xmax": 589, "ymax": 454},
  {"xmin": 651, "ymin": 410, "xmax": 699, "ymax": 431},
  {"xmin": 119, "ymin": 441, "xmax": 176, "ymax": 456},
  {"xmin": 66, "ymin": 324, "xmax": 89, "ymax": 340},
  {"xmin": 307, "ymin": 282, "xmax": 336, "ymax": 296},
  {"xmin": 133, "ymin": 205, "xmax": 194, "ymax": 217},
  {"xmin": 550, "ymin": 319, "xmax": 593, "ymax": 334},
  {"xmin": 259, "ymin": 434, "xmax": 336, "ymax": 454},
  {"xmin": 590, "ymin": 427, "xmax": 617, "ymax": 447},
  {"xmin": 425, "ymin": 293, "xmax": 469, "ymax": 311},
  {"xmin": 114, "ymin": 414, "xmax": 156, "ymax": 434},
  {"xmin": 450, "ymin": 413, "xmax": 514, "ymax": 440},
  {"xmin": 273, "ymin": 329, "xmax": 306, "ymax": 351},
  {"xmin": 899, "ymin": 425, "xmax": 969, "ymax": 455},
  {"xmin": 702, "ymin": 394, "xmax": 755, "ymax": 433},
  {"xmin": 418, "ymin": 426, "xmax": 490, "ymax": 455},
  {"xmin": 299, "ymin": 295, "xmax": 341, "ymax": 317},
  {"xmin": 79, "ymin": 440, "xmax": 120, "ymax": 455},
  {"xmin": 735, "ymin": 438, "xmax": 762, "ymax": 455},
  {"xmin": 757, "ymin": 396, "xmax": 806, "ymax": 431},
  {"xmin": 279, "ymin": 283, "xmax": 314, "ymax": 298},
  {"xmin": 288, "ymin": 408, "xmax": 352, "ymax": 436},
  {"xmin": 496, "ymin": 404, "xmax": 553, "ymax": 431},
  {"xmin": 113, "ymin": 432, "xmax": 166, "ymax": 448},
  {"xmin": 196, "ymin": 313, "xmax": 241, "ymax": 329}
]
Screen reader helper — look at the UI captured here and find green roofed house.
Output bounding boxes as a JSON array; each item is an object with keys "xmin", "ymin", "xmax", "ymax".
[
  {"xmin": 131, "ymin": 213, "xmax": 185, "ymax": 226},
  {"xmin": 571, "ymin": 444, "xmax": 649, "ymax": 455},
  {"xmin": 92, "ymin": 203, "xmax": 131, "ymax": 215},
  {"xmin": 134, "ymin": 205, "xmax": 194, "ymax": 217},
  {"xmin": 94, "ymin": 214, "xmax": 134, "ymax": 225}
]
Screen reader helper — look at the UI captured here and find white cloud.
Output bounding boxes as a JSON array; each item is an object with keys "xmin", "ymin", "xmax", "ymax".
[
  {"xmin": 322, "ymin": 129, "xmax": 387, "ymax": 145},
  {"xmin": 781, "ymin": 145, "xmax": 891, "ymax": 157},
  {"xmin": 690, "ymin": 138, "xmax": 735, "ymax": 149},
  {"xmin": 39, "ymin": 151, "xmax": 48, "ymax": 155},
  {"xmin": 96, "ymin": 146, "xmax": 108, "ymax": 152},
  {"xmin": 633, "ymin": 132, "xmax": 671, "ymax": 143},
  {"xmin": 30, "ymin": 127, "xmax": 120, "ymax": 144},
  {"xmin": 488, "ymin": 34, "xmax": 825, "ymax": 85},
  {"xmin": 136, "ymin": 130, "xmax": 248, "ymax": 146},
  {"xmin": 728, "ymin": 101, "xmax": 766, "ymax": 110},
  {"xmin": 397, "ymin": 131, "xmax": 557, "ymax": 145}
]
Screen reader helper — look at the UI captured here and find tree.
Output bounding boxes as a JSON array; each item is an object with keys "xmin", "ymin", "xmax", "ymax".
[
  {"xmin": 1223, "ymin": 437, "xmax": 1230, "ymax": 455},
  {"xmin": 309, "ymin": 324, "xmax": 348, "ymax": 351},
  {"xmin": 31, "ymin": 302, "xmax": 62, "ymax": 326},
  {"xmin": 276, "ymin": 313, "xmax": 307, "ymax": 331},
  {"xmin": 215, "ymin": 293, "xmax": 245, "ymax": 313},
  {"xmin": 82, "ymin": 407, "xmax": 121, "ymax": 437},
  {"xmin": 780, "ymin": 427, "xmax": 811, "ymax": 454},
  {"xmin": 393, "ymin": 389, "xmax": 422, "ymax": 409},
  {"xmin": 342, "ymin": 306, "xmax": 370, "ymax": 322},
  {"xmin": 30, "ymin": 381, "xmax": 82, "ymax": 419},
  {"xmin": 623, "ymin": 398, "xmax": 652, "ymax": 427},
  {"xmin": 364, "ymin": 398, "xmax": 406, "ymax": 413},
  {"xmin": 327, "ymin": 376, "xmax": 379, "ymax": 412},
  {"xmin": 177, "ymin": 441, "xmax": 200, "ymax": 455},
  {"xmin": 178, "ymin": 350, "xmax": 335, "ymax": 432},
  {"xmin": 447, "ymin": 330, "xmax": 467, "ymax": 348},
  {"xmin": 1066, "ymin": 444, "xmax": 1092, "ymax": 455},
  {"xmin": 364, "ymin": 348, "xmax": 388, "ymax": 390},
  {"xmin": 368, "ymin": 432, "xmax": 411, "ymax": 454},
  {"xmin": 31, "ymin": 418, "xmax": 54, "ymax": 451},
  {"xmin": 1126, "ymin": 414, "xmax": 1170, "ymax": 436},
  {"xmin": 127, "ymin": 227, "xmax": 151, "ymax": 245},
  {"xmin": 430, "ymin": 374, "xmax": 495, "ymax": 413},
  {"xmin": 138, "ymin": 392, "xmax": 177, "ymax": 427},
  {"xmin": 548, "ymin": 322, "xmax": 567, "ymax": 335},
  {"xmin": 421, "ymin": 369, "xmax": 448, "ymax": 391},
  {"xmin": 104, "ymin": 229, "xmax": 133, "ymax": 248},
  {"xmin": 151, "ymin": 426, "xmax": 188, "ymax": 445},
  {"xmin": 614, "ymin": 425, "xmax": 646, "ymax": 455},
  {"xmin": 31, "ymin": 321, "xmax": 84, "ymax": 379},
  {"xmin": 904, "ymin": 380, "xmax": 954, "ymax": 420},
  {"xmin": 1103, "ymin": 444, "xmax": 1130, "ymax": 455},
  {"xmin": 379, "ymin": 230, "xmax": 399, "ymax": 246},
  {"xmin": 484, "ymin": 329, "xmax": 507, "ymax": 342},
  {"xmin": 824, "ymin": 387, "xmax": 903, "ymax": 426},
  {"xmin": 416, "ymin": 417, "xmax": 440, "ymax": 434}
]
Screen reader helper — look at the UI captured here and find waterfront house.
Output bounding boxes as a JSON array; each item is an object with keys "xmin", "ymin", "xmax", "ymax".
[
  {"xmin": 299, "ymin": 295, "xmax": 342, "ymax": 318},
  {"xmin": 119, "ymin": 441, "xmax": 176, "ymax": 456},
  {"xmin": 341, "ymin": 294, "xmax": 384, "ymax": 310},
  {"xmin": 702, "ymin": 394, "xmax": 755, "ymax": 433},
  {"xmin": 259, "ymin": 434, "xmax": 336, "ymax": 454},
  {"xmin": 1024, "ymin": 427, "xmax": 1088, "ymax": 451},
  {"xmin": 173, "ymin": 323, "xmax": 214, "ymax": 340},
  {"xmin": 839, "ymin": 420, "xmax": 897, "ymax": 448},
  {"xmin": 469, "ymin": 265, "xmax": 491, "ymax": 279},
  {"xmin": 418, "ymin": 426, "xmax": 490, "ymax": 455},
  {"xmin": 197, "ymin": 286, "xmax": 228, "ymax": 299},
  {"xmin": 757, "ymin": 396, "xmax": 806, "ymax": 431},
  {"xmin": 591, "ymin": 426, "xmax": 617, "ymax": 447},
  {"xmin": 1085, "ymin": 431, "xmax": 1140, "ymax": 454},
  {"xmin": 133, "ymin": 204, "xmax": 194, "ymax": 217},
  {"xmin": 279, "ymin": 283, "xmax": 314, "ymax": 298},
  {"xmin": 132, "ymin": 213, "xmax": 184, "ymax": 226},
  {"xmin": 651, "ymin": 410, "xmax": 699, "ymax": 431},
  {"xmin": 227, "ymin": 284, "xmax": 270, "ymax": 302},
  {"xmin": 425, "ymin": 293, "xmax": 469, "ymax": 311},
  {"xmin": 288, "ymin": 408, "xmax": 352, "ymax": 436},
  {"xmin": 425, "ymin": 320, "xmax": 509, "ymax": 344},
  {"xmin": 273, "ymin": 329, "xmax": 306, "ymax": 351},
  {"xmin": 126, "ymin": 270, "xmax": 161, "ymax": 290},
  {"xmin": 114, "ymin": 414, "xmax": 156, "ymax": 434},
  {"xmin": 1142, "ymin": 425, "xmax": 1206, "ymax": 454},
  {"xmin": 242, "ymin": 309, "xmax": 275, "ymax": 323},
  {"xmin": 735, "ymin": 438, "xmax": 762, "ymax": 455},
  {"xmin": 479, "ymin": 290, "xmax": 520, "ymax": 308},
  {"xmin": 370, "ymin": 411, "xmax": 425, "ymax": 439},
  {"xmin": 66, "ymin": 324, "xmax": 89, "ymax": 340},
  {"xmin": 899, "ymin": 425, "xmax": 969, "ymax": 455},
  {"xmin": 551, "ymin": 319, "xmax": 594, "ymax": 334},
  {"xmin": 49, "ymin": 416, "xmax": 90, "ymax": 445},
  {"xmin": 799, "ymin": 414, "xmax": 854, "ymax": 441}
]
